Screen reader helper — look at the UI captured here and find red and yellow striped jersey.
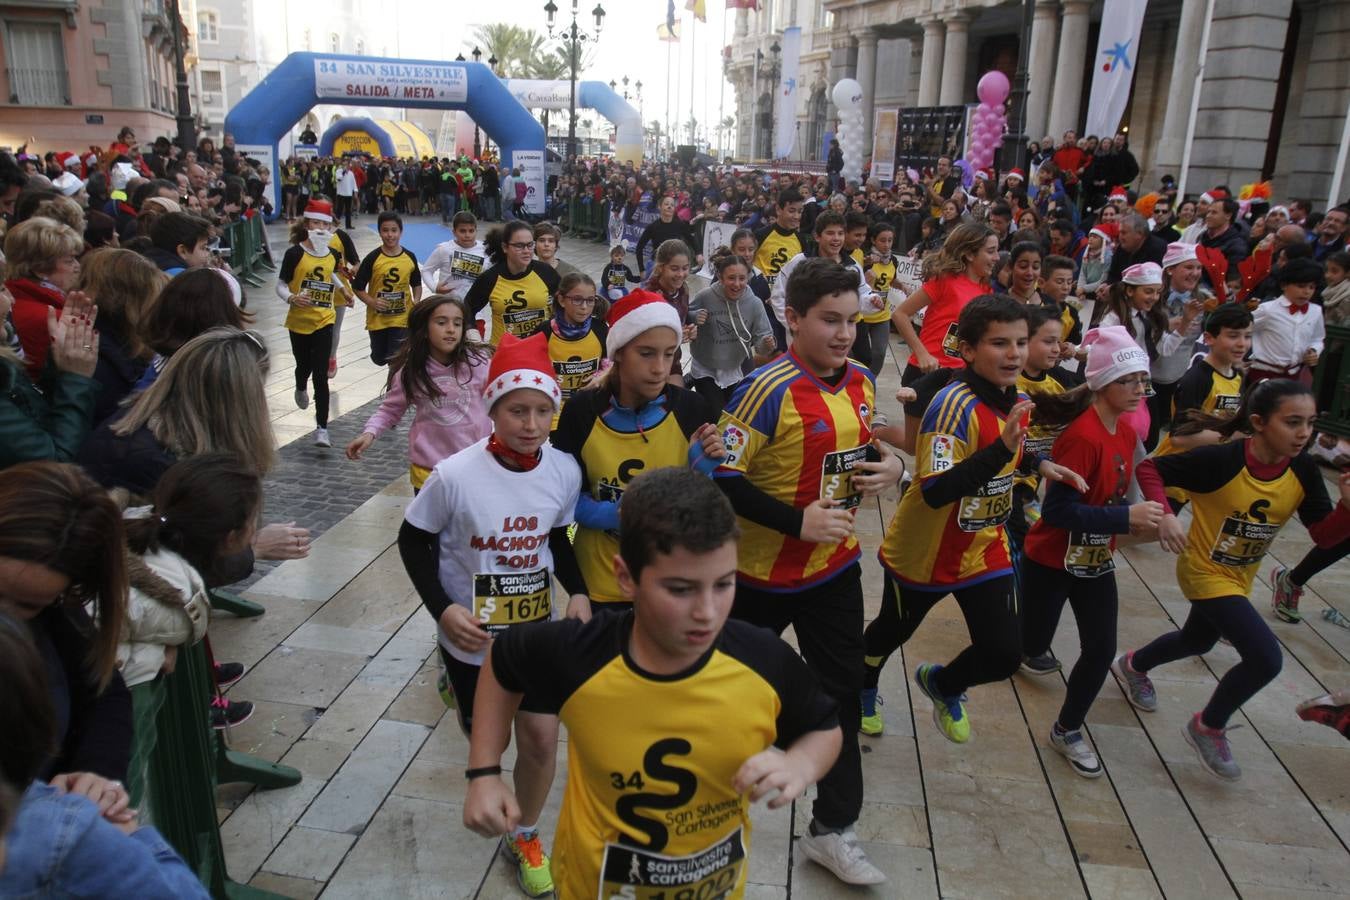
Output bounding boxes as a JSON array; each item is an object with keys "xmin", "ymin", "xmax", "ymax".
[
  {"xmin": 881, "ymin": 379, "xmax": 1025, "ymax": 588},
  {"xmin": 715, "ymin": 351, "xmax": 875, "ymax": 591}
]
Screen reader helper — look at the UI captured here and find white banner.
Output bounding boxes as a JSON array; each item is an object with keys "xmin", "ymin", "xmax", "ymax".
[
  {"xmin": 513, "ymin": 149, "xmax": 547, "ymax": 216},
  {"xmin": 870, "ymin": 108, "xmax": 899, "ymax": 183},
  {"xmin": 697, "ymin": 220, "xmax": 741, "ymax": 277},
  {"xmin": 893, "ymin": 256, "xmax": 924, "ymax": 296},
  {"xmin": 1085, "ymin": 0, "xmax": 1148, "ymax": 139},
  {"xmin": 313, "ymin": 59, "xmax": 467, "ymax": 103},
  {"xmin": 773, "ymin": 27, "xmax": 802, "ymax": 160},
  {"xmin": 503, "ymin": 79, "xmax": 573, "ymax": 109}
]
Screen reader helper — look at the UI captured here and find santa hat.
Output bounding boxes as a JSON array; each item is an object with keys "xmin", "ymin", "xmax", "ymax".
[
  {"xmin": 483, "ymin": 332, "xmax": 562, "ymax": 411},
  {"xmin": 1082, "ymin": 326, "xmax": 1150, "ymax": 391},
  {"xmin": 1161, "ymin": 241, "xmax": 1198, "ymax": 269},
  {"xmin": 1109, "ymin": 185, "xmax": 1129, "ymax": 203},
  {"xmin": 1006, "ymin": 168, "xmax": 1025, "ymax": 182},
  {"xmin": 1089, "ymin": 221, "xmax": 1119, "ymax": 245},
  {"xmin": 57, "ymin": 151, "xmax": 80, "ymax": 170},
  {"xmin": 605, "ymin": 289, "xmax": 683, "ymax": 360},
  {"xmin": 302, "ymin": 199, "xmax": 333, "ymax": 222},
  {"xmin": 1122, "ymin": 262, "xmax": 1163, "ymax": 286},
  {"xmin": 1199, "ymin": 188, "xmax": 1228, "ymax": 205}
]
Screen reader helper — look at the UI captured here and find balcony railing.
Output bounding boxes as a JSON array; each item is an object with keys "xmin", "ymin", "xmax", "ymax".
[{"xmin": 6, "ymin": 66, "xmax": 71, "ymax": 105}]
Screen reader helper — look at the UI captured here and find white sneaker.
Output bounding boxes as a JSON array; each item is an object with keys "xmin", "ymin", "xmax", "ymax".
[
  {"xmin": 1050, "ymin": 724, "xmax": 1103, "ymax": 778},
  {"xmin": 313, "ymin": 427, "xmax": 331, "ymax": 448},
  {"xmin": 797, "ymin": 829, "xmax": 886, "ymax": 885},
  {"xmin": 294, "ymin": 387, "xmax": 310, "ymax": 410}
]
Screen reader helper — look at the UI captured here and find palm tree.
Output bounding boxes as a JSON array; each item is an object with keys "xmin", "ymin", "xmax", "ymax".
[
  {"xmin": 685, "ymin": 116, "xmax": 699, "ymax": 146},
  {"xmin": 719, "ymin": 115, "xmax": 735, "ymax": 156},
  {"xmin": 467, "ymin": 24, "xmax": 530, "ymax": 76}
]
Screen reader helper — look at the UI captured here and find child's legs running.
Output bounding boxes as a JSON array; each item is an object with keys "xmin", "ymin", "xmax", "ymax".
[
  {"xmin": 1192, "ymin": 595, "xmax": 1283, "ymax": 730},
  {"xmin": 370, "ymin": 327, "xmax": 409, "ymax": 366},
  {"xmin": 1020, "ymin": 559, "xmax": 1070, "ymax": 658},
  {"xmin": 937, "ymin": 575, "xmax": 1021, "ymax": 696},
  {"xmin": 438, "ymin": 645, "xmax": 480, "ymax": 736},
  {"xmin": 863, "ymin": 320, "xmax": 890, "ymax": 376},
  {"xmin": 511, "ymin": 709, "xmax": 560, "ymax": 826},
  {"xmin": 1289, "ymin": 538, "xmax": 1350, "ymax": 587},
  {"xmin": 306, "ymin": 325, "xmax": 333, "ymax": 427},
  {"xmin": 1058, "ymin": 575, "xmax": 1119, "ymax": 730},
  {"xmin": 290, "ymin": 330, "xmax": 315, "ymax": 391},
  {"xmin": 1131, "ymin": 601, "xmax": 1223, "ymax": 673},
  {"xmin": 330, "ymin": 304, "xmax": 346, "ymax": 358},
  {"xmin": 864, "ymin": 576, "xmax": 946, "ymax": 689}
]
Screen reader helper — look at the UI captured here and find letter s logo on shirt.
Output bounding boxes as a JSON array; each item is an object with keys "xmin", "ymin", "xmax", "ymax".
[{"xmin": 615, "ymin": 739, "xmax": 697, "ymax": 851}]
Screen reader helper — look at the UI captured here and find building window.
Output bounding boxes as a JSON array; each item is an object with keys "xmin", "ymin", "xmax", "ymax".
[
  {"xmin": 330, "ymin": 32, "xmax": 339, "ymax": 53},
  {"xmin": 3, "ymin": 20, "xmax": 69, "ymax": 105},
  {"xmin": 197, "ymin": 11, "xmax": 218, "ymax": 43},
  {"xmin": 355, "ymin": 38, "xmax": 364, "ymax": 55},
  {"xmin": 201, "ymin": 68, "xmax": 223, "ymax": 105}
]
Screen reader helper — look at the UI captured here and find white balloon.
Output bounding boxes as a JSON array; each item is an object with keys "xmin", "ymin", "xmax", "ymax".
[{"xmin": 832, "ymin": 78, "xmax": 863, "ymax": 111}]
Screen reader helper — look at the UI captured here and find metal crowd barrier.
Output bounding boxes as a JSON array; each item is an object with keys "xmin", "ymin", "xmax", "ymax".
[{"xmin": 1314, "ymin": 323, "xmax": 1350, "ymax": 439}]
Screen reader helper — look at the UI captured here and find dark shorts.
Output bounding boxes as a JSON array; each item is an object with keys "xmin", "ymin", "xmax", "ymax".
[{"xmin": 438, "ymin": 645, "xmax": 552, "ymax": 736}]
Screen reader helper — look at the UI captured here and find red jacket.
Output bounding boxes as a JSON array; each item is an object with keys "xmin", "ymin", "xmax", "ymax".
[
  {"xmin": 1052, "ymin": 147, "xmax": 1088, "ymax": 183},
  {"xmin": 6, "ymin": 278, "xmax": 65, "ymax": 378}
]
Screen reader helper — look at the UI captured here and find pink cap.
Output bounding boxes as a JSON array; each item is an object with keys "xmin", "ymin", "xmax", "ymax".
[
  {"xmin": 1122, "ymin": 262, "xmax": 1163, "ymax": 286},
  {"xmin": 1161, "ymin": 242, "xmax": 1198, "ymax": 269},
  {"xmin": 1082, "ymin": 326, "xmax": 1150, "ymax": 391}
]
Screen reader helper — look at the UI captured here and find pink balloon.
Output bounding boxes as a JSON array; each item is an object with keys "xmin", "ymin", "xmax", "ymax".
[{"xmin": 977, "ymin": 70, "xmax": 1011, "ymax": 106}]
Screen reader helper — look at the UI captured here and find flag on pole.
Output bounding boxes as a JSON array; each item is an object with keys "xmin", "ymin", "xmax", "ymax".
[
  {"xmin": 667, "ymin": 0, "xmax": 677, "ymax": 32},
  {"xmin": 1085, "ymin": 0, "xmax": 1149, "ymax": 138},
  {"xmin": 657, "ymin": 21, "xmax": 681, "ymax": 41},
  {"xmin": 773, "ymin": 26, "xmax": 801, "ymax": 159},
  {"xmin": 687, "ymin": 0, "xmax": 707, "ymax": 21}
]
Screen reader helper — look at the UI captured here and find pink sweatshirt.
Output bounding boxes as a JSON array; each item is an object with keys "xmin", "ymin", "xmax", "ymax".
[{"xmin": 361, "ymin": 357, "xmax": 492, "ymax": 470}]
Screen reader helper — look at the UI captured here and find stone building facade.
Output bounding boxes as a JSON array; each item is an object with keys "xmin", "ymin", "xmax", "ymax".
[{"xmin": 726, "ymin": 0, "xmax": 1350, "ymax": 202}]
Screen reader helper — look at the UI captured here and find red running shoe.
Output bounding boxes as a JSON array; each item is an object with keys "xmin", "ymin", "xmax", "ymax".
[{"xmin": 1297, "ymin": 691, "xmax": 1350, "ymax": 739}]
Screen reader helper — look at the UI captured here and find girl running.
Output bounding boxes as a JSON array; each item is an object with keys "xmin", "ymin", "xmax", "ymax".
[
  {"xmin": 345, "ymin": 295, "xmax": 493, "ymax": 492},
  {"xmin": 277, "ymin": 199, "xmax": 355, "ymax": 448},
  {"xmin": 398, "ymin": 332, "xmax": 580, "ymax": 897},
  {"xmin": 465, "ymin": 220, "xmax": 561, "ymax": 347},
  {"xmin": 534, "ymin": 273, "xmax": 609, "ymax": 431},
  {"xmin": 853, "ymin": 221, "xmax": 898, "ymax": 377},
  {"xmin": 686, "ymin": 247, "xmax": 776, "ymax": 411},
  {"xmin": 1018, "ymin": 327, "xmax": 1166, "ymax": 777},
  {"xmin": 1091, "ymin": 262, "xmax": 1171, "ymax": 442},
  {"xmin": 1115, "ymin": 380, "xmax": 1350, "ymax": 780},
  {"xmin": 551, "ymin": 291, "xmax": 725, "ymax": 621},
  {"xmin": 642, "ymin": 239, "xmax": 702, "ymax": 386},
  {"xmin": 731, "ymin": 227, "xmax": 781, "ymax": 351}
]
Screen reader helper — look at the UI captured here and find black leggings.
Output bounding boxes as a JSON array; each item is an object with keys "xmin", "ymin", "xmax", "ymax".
[
  {"xmin": 687, "ymin": 376, "xmax": 730, "ymax": 414},
  {"xmin": 1144, "ymin": 379, "xmax": 1178, "ymax": 452},
  {"xmin": 1020, "ymin": 559, "xmax": 1118, "ymax": 731},
  {"xmin": 863, "ymin": 573, "xmax": 1021, "ymax": 698},
  {"xmin": 1290, "ymin": 538, "xmax": 1350, "ymax": 587},
  {"xmin": 850, "ymin": 320, "xmax": 890, "ymax": 377},
  {"xmin": 1131, "ymin": 594, "xmax": 1283, "ymax": 730},
  {"xmin": 369, "ymin": 326, "xmax": 409, "ymax": 366},
  {"xmin": 290, "ymin": 325, "xmax": 332, "ymax": 428}
]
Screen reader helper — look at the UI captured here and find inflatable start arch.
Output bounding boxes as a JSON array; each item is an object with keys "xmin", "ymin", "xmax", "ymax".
[{"xmin": 225, "ymin": 52, "xmax": 547, "ymax": 215}]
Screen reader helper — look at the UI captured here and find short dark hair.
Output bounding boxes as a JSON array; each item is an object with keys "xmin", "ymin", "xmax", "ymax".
[
  {"xmin": 451, "ymin": 210, "xmax": 477, "ymax": 229},
  {"xmin": 149, "ymin": 211, "xmax": 211, "ymax": 256},
  {"xmin": 812, "ymin": 210, "xmax": 846, "ymax": 236},
  {"xmin": 1009, "ymin": 240, "xmax": 1043, "ymax": 266},
  {"xmin": 1025, "ymin": 304, "xmax": 1062, "ymax": 334},
  {"xmin": 377, "ymin": 211, "xmax": 403, "ymax": 230},
  {"xmin": 1042, "ymin": 254, "xmax": 1075, "ymax": 277},
  {"xmin": 785, "ymin": 257, "xmax": 860, "ymax": 315},
  {"xmin": 1203, "ymin": 303, "xmax": 1253, "ymax": 335},
  {"xmin": 844, "ymin": 211, "xmax": 870, "ymax": 232},
  {"xmin": 955, "ymin": 294, "xmax": 1029, "ymax": 347},
  {"xmin": 1048, "ymin": 218, "xmax": 1075, "ymax": 236},
  {"xmin": 618, "ymin": 468, "xmax": 738, "ymax": 582},
  {"xmin": 1326, "ymin": 250, "xmax": 1350, "ymax": 271},
  {"xmin": 776, "ymin": 187, "xmax": 803, "ymax": 208},
  {"xmin": 1218, "ymin": 198, "xmax": 1240, "ymax": 221},
  {"xmin": 1276, "ymin": 257, "xmax": 1324, "ymax": 287},
  {"xmin": 868, "ymin": 220, "xmax": 896, "ymax": 241},
  {"xmin": 989, "ymin": 202, "xmax": 1013, "ymax": 220}
]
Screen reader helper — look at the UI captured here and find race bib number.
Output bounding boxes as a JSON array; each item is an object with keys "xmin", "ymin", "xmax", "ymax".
[
  {"xmin": 554, "ymin": 358, "xmax": 601, "ymax": 396},
  {"xmin": 599, "ymin": 827, "xmax": 745, "ymax": 900},
  {"xmin": 450, "ymin": 250, "xmax": 484, "ymax": 280},
  {"xmin": 301, "ymin": 278, "xmax": 334, "ymax": 309},
  {"xmin": 504, "ymin": 306, "xmax": 547, "ymax": 336},
  {"xmin": 942, "ymin": 322, "xmax": 961, "ymax": 358},
  {"xmin": 378, "ymin": 290, "xmax": 407, "ymax": 315},
  {"xmin": 1064, "ymin": 531, "xmax": 1114, "ymax": 578},
  {"xmin": 957, "ymin": 474, "xmax": 1014, "ymax": 532},
  {"xmin": 1023, "ymin": 432, "xmax": 1057, "ymax": 459},
  {"xmin": 1210, "ymin": 516, "xmax": 1278, "ymax": 567},
  {"xmin": 820, "ymin": 445, "xmax": 870, "ymax": 511},
  {"xmin": 471, "ymin": 569, "xmax": 550, "ymax": 634}
]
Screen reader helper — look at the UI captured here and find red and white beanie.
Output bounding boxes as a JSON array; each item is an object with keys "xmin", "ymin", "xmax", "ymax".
[
  {"xmin": 605, "ymin": 289, "xmax": 683, "ymax": 360},
  {"xmin": 1199, "ymin": 188, "xmax": 1228, "ymax": 206},
  {"xmin": 1089, "ymin": 221, "xmax": 1119, "ymax": 246},
  {"xmin": 483, "ymin": 332, "xmax": 562, "ymax": 411},
  {"xmin": 1108, "ymin": 185, "xmax": 1129, "ymax": 203},
  {"xmin": 302, "ymin": 199, "xmax": 333, "ymax": 222}
]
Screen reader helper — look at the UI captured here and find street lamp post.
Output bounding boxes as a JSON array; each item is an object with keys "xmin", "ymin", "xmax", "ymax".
[
  {"xmin": 470, "ymin": 47, "xmax": 484, "ymax": 159},
  {"xmin": 545, "ymin": 0, "xmax": 605, "ymax": 160},
  {"xmin": 1001, "ymin": 0, "xmax": 1035, "ymax": 173},
  {"xmin": 169, "ymin": 0, "xmax": 196, "ymax": 152}
]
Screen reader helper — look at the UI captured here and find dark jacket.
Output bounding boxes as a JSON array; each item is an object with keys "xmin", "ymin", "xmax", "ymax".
[
  {"xmin": 0, "ymin": 355, "xmax": 98, "ymax": 470},
  {"xmin": 1107, "ymin": 232, "xmax": 1168, "ymax": 283},
  {"xmin": 141, "ymin": 246, "xmax": 187, "ymax": 275},
  {"xmin": 90, "ymin": 319, "xmax": 148, "ymax": 426},
  {"xmin": 1198, "ymin": 224, "xmax": 1249, "ymax": 275},
  {"xmin": 77, "ymin": 413, "xmax": 177, "ymax": 495}
]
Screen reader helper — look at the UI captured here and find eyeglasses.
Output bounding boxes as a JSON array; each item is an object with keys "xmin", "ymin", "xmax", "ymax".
[
  {"xmin": 562, "ymin": 294, "xmax": 598, "ymax": 305},
  {"xmin": 1112, "ymin": 375, "xmax": 1150, "ymax": 389},
  {"xmin": 507, "ymin": 241, "xmax": 536, "ymax": 250}
]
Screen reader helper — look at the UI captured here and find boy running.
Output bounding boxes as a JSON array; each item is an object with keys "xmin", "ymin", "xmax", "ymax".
[
  {"xmin": 422, "ymin": 211, "xmax": 489, "ymax": 303},
  {"xmin": 352, "ymin": 212, "xmax": 422, "ymax": 365}
]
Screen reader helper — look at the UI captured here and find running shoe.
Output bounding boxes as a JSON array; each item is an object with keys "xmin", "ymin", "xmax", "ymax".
[
  {"xmin": 1111, "ymin": 651, "xmax": 1157, "ymax": 712},
  {"xmin": 913, "ymin": 663, "xmax": 970, "ymax": 743},
  {"xmin": 327, "ymin": 357, "xmax": 338, "ymax": 379},
  {"xmin": 214, "ymin": 661, "xmax": 246, "ymax": 689},
  {"xmin": 1050, "ymin": 723, "xmax": 1103, "ymax": 778},
  {"xmin": 1324, "ymin": 607, "xmax": 1350, "ymax": 630},
  {"xmin": 1271, "ymin": 566, "xmax": 1303, "ymax": 623},
  {"xmin": 1296, "ymin": 691, "xmax": 1350, "ymax": 739},
  {"xmin": 210, "ymin": 696, "xmax": 253, "ymax": 730},
  {"xmin": 1021, "ymin": 651, "xmax": 1062, "ymax": 676},
  {"xmin": 313, "ymin": 427, "xmax": 332, "ymax": 448},
  {"xmin": 796, "ymin": 828, "xmax": 886, "ymax": 885},
  {"xmin": 500, "ymin": 832, "xmax": 554, "ymax": 898},
  {"xmin": 294, "ymin": 387, "xmax": 310, "ymax": 410},
  {"xmin": 1183, "ymin": 713, "xmax": 1241, "ymax": 781},
  {"xmin": 859, "ymin": 688, "xmax": 884, "ymax": 737}
]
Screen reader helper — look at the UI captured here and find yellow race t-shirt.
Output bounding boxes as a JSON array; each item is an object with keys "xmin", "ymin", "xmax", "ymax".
[
  {"xmin": 465, "ymin": 260, "xmax": 561, "ymax": 346},
  {"xmin": 353, "ymin": 246, "xmax": 421, "ymax": 330},
  {"xmin": 279, "ymin": 243, "xmax": 342, "ymax": 335}
]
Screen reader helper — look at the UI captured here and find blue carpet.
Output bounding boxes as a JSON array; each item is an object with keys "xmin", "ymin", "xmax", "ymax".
[{"xmin": 366, "ymin": 220, "xmax": 451, "ymax": 262}]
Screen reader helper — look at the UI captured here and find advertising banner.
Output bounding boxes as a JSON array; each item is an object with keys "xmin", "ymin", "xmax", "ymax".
[
  {"xmin": 871, "ymin": 108, "xmax": 899, "ymax": 183},
  {"xmin": 513, "ymin": 149, "xmax": 547, "ymax": 216},
  {"xmin": 313, "ymin": 59, "xmax": 467, "ymax": 103}
]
